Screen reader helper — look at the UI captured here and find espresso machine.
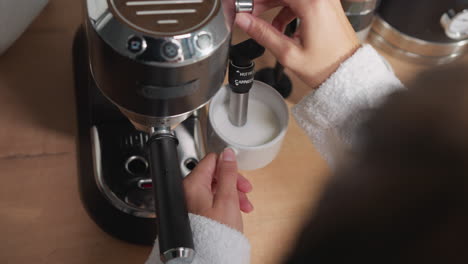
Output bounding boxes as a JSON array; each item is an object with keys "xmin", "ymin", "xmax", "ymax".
[{"xmin": 73, "ymin": 0, "xmax": 255, "ymax": 262}]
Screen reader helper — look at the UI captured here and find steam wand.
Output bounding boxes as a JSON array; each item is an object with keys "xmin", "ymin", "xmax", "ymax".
[{"xmin": 228, "ymin": 39, "xmax": 265, "ymax": 127}]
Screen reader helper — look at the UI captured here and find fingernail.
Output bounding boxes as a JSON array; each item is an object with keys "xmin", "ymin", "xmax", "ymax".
[
  {"xmin": 235, "ymin": 13, "xmax": 252, "ymax": 30},
  {"xmin": 222, "ymin": 148, "xmax": 236, "ymax": 161}
]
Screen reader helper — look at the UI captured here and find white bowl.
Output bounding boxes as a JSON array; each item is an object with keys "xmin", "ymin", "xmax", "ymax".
[
  {"xmin": 208, "ymin": 81, "xmax": 289, "ymax": 171},
  {"xmin": 0, "ymin": 0, "xmax": 48, "ymax": 55}
]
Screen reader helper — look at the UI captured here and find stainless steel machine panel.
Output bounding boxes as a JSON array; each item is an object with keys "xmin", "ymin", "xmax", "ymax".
[
  {"xmin": 85, "ymin": 0, "xmax": 233, "ymax": 129},
  {"xmin": 109, "ymin": 0, "xmax": 219, "ymax": 35}
]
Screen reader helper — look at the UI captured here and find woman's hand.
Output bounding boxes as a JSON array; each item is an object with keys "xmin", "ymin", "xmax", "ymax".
[
  {"xmin": 236, "ymin": 0, "xmax": 361, "ymax": 89},
  {"xmin": 183, "ymin": 148, "xmax": 253, "ymax": 232}
]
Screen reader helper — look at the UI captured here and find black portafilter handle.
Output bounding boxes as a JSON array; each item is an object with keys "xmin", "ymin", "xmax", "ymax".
[{"xmin": 147, "ymin": 132, "xmax": 195, "ymax": 263}]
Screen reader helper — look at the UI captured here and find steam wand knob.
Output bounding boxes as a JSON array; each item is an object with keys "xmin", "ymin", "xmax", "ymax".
[{"xmin": 235, "ymin": 0, "xmax": 254, "ymax": 13}]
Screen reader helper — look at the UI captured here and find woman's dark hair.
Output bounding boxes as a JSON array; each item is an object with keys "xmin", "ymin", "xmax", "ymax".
[{"xmin": 286, "ymin": 64, "xmax": 468, "ymax": 264}]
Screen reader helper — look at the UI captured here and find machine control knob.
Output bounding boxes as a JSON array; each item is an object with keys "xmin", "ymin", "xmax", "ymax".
[
  {"xmin": 195, "ymin": 32, "xmax": 213, "ymax": 51},
  {"xmin": 441, "ymin": 9, "xmax": 468, "ymax": 40},
  {"xmin": 127, "ymin": 36, "xmax": 147, "ymax": 54},
  {"xmin": 236, "ymin": 0, "xmax": 254, "ymax": 13},
  {"xmin": 161, "ymin": 41, "xmax": 181, "ymax": 61}
]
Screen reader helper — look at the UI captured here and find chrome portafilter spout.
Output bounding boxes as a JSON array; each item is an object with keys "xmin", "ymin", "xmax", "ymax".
[{"xmin": 228, "ymin": 39, "xmax": 265, "ymax": 126}]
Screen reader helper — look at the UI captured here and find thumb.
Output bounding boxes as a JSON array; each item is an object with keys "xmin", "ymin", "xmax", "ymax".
[
  {"xmin": 184, "ymin": 153, "xmax": 217, "ymax": 188},
  {"xmin": 235, "ymin": 13, "xmax": 299, "ymax": 66},
  {"xmin": 213, "ymin": 148, "xmax": 239, "ymax": 207}
]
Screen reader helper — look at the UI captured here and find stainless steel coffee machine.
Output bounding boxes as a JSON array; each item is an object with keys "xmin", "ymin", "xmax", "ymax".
[{"xmin": 73, "ymin": 0, "xmax": 252, "ymax": 262}]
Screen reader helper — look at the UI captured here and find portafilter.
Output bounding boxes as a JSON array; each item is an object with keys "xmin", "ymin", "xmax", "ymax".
[{"xmin": 84, "ymin": 0, "xmax": 249, "ymax": 262}]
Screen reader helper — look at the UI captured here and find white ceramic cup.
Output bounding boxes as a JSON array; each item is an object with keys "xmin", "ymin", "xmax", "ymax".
[
  {"xmin": 208, "ymin": 81, "xmax": 289, "ymax": 171},
  {"xmin": 0, "ymin": 0, "xmax": 49, "ymax": 55}
]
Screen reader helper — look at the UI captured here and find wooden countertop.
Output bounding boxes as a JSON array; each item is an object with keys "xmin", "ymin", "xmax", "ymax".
[{"xmin": 1, "ymin": 1, "xmax": 467, "ymax": 263}]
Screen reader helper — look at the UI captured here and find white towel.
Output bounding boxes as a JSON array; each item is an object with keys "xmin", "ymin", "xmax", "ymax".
[
  {"xmin": 0, "ymin": 0, "xmax": 49, "ymax": 55},
  {"xmin": 146, "ymin": 214, "xmax": 251, "ymax": 264},
  {"xmin": 292, "ymin": 45, "xmax": 405, "ymax": 168}
]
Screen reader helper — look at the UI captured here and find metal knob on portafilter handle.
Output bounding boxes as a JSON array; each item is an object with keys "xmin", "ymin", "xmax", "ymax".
[{"xmin": 228, "ymin": 39, "xmax": 265, "ymax": 126}]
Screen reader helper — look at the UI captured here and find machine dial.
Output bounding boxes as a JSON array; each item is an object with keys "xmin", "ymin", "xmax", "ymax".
[
  {"xmin": 441, "ymin": 9, "xmax": 468, "ymax": 40},
  {"xmin": 160, "ymin": 40, "xmax": 182, "ymax": 61},
  {"xmin": 127, "ymin": 35, "xmax": 147, "ymax": 54}
]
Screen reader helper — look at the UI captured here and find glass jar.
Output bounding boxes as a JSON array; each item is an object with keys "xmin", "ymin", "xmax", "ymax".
[{"xmin": 342, "ymin": 0, "xmax": 379, "ymax": 41}]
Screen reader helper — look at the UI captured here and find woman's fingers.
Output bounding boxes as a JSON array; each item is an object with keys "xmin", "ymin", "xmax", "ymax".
[
  {"xmin": 237, "ymin": 173, "xmax": 253, "ymax": 193},
  {"xmin": 238, "ymin": 191, "xmax": 254, "ymax": 213},
  {"xmin": 211, "ymin": 173, "xmax": 252, "ymax": 194},
  {"xmin": 235, "ymin": 13, "xmax": 300, "ymax": 67},
  {"xmin": 213, "ymin": 149, "xmax": 240, "ymax": 208},
  {"xmin": 271, "ymin": 6, "xmax": 296, "ymax": 32},
  {"xmin": 184, "ymin": 153, "xmax": 217, "ymax": 189}
]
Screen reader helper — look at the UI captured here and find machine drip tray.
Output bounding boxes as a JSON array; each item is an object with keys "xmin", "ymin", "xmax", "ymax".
[
  {"xmin": 90, "ymin": 119, "xmax": 204, "ymax": 219},
  {"xmin": 91, "ymin": 123, "xmax": 155, "ymax": 218}
]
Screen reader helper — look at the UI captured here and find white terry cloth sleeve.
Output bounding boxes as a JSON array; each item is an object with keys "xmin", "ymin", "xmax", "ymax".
[
  {"xmin": 292, "ymin": 45, "xmax": 405, "ymax": 168},
  {"xmin": 145, "ymin": 213, "xmax": 251, "ymax": 264}
]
